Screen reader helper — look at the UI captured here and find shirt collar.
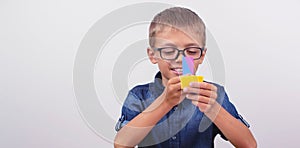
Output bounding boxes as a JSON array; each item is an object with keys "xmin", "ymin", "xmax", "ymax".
[
  {"xmin": 148, "ymin": 72, "xmax": 164, "ymax": 99},
  {"xmin": 154, "ymin": 72, "xmax": 164, "ymax": 90}
]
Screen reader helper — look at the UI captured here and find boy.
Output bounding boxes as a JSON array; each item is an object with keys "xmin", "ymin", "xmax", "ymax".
[{"xmin": 114, "ymin": 7, "xmax": 256, "ymax": 148}]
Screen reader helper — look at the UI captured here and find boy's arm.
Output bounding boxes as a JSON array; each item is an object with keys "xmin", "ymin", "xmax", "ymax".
[
  {"xmin": 185, "ymin": 82, "xmax": 257, "ymax": 148},
  {"xmin": 114, "ymin": 94, "xmax": 172, "ymax": 148},
  {"xmin": 206, "ymin": 104, "xmax": 257, "ymax": 148},
  {"xmin": 114, "ymin": 77, "xmax": 184, "ymax": 148}
]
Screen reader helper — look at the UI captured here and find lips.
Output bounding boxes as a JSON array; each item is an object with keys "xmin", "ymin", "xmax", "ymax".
[{"xmin": 170, "ymin": 67, "xmax": 183, "ymax": 75}]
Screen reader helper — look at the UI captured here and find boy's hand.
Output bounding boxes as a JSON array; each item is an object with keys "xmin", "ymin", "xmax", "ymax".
[
  {"xmin": 163, "ymin": 76, "xmax": 186, "ymax": 108},
  {"xmin": 184, "ymin": 82, "xmax": 218, "ymax": 113}
]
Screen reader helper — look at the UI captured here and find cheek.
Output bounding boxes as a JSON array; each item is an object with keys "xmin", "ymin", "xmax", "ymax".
[
  {"xmin": 195, "ymin": 58, "xmax": 204, "ymax": 65},
  {"xmin": 194, "ymin": 60, "xmax": 203, "ymax": 68},
  {"xmin": 158, "ymin": 60, "xmax": 171, "ymax": 69}
]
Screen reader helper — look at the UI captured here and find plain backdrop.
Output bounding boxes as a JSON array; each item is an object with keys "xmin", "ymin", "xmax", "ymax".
[{"xmin": 1, "ymin": 0, "xmax": 300, "ymax": 147}]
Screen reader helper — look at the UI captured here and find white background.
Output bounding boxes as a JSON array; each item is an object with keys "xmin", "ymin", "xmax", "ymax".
[{"xmin": 1, "ymin": 0, "xmax": 300, "ymax": 147}]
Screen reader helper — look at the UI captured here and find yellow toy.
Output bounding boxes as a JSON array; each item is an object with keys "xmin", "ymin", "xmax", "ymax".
[{"xmin": 180, "ymin": 75, "xmax": 204, "ymax": 89}]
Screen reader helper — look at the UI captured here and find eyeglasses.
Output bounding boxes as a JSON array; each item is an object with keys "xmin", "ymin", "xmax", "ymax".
[{"xmin": 154, "ymin": 47, "xmax": 204, "ymax": 60}]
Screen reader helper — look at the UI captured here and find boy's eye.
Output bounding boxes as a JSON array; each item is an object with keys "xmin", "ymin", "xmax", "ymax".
[
  {"xmin": 186, "ymin": 49, "xmax": 199, "ymax": 55},
  {"xmin": 161, "ymin": 48, "xmax": 176, "ymax": 54}
]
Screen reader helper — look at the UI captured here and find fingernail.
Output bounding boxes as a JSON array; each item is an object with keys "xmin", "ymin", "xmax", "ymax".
[
  {"xmin": 192, "ymin": 101, "xmax": 197, "ymax": 106},
  {"xmin": 183, "ymin": 87, "xmax": 188, "ymax": 92}
]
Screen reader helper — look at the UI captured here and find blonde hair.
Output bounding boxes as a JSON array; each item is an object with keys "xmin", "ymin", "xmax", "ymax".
[{"xmin": 149, "ymin": 7, "xmax": 206, "ymax": 47}]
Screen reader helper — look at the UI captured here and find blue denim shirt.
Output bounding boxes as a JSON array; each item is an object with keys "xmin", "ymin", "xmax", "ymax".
[{"xmin": 115, "ymin": 72, "xmax": 249, "ymax": 148}]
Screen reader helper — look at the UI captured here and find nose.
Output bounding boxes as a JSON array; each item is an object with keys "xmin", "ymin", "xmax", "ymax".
[{"xmin": 175, "ymin": 52, "xmax": 184, "ymax": 63}]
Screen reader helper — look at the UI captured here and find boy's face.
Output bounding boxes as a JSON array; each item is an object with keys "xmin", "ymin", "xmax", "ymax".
[{"xmin": 147, "ymin": 27, "xmax": 206, "ymax": 86}]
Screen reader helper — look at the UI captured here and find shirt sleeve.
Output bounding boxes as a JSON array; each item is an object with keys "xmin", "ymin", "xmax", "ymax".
[
  {"xmin": 213, "ymin": 85, "xmax": 250, "ymax": 140},
  {"xmin": 115, "ymin": 89, "xmax": 144, "ymax": 131}
]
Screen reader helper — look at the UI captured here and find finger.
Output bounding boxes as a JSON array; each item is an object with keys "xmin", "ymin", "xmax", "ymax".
[
  {"xmin": 183, "ymin": 87, "xmax": 217, "ymax": 99},
  {"xmin": 190, "ymin": 82, "xmax": 217, "ymax": 91},
  {"xmin": 192, "ymin": 100, "xmax": 198, "ymax": 106},
  {"xmin": 198, "ymin": 89, "xmax": 217, "ymax": 98},
  {"xmin": 186, "ymin": 95, "xmax": 210, "ymax": 104},
  {"xmin": 192, "ymin": 101, "xmax": 211, "ymax": 112},
  {"xmin": 192, "ymin": 101, "xmax": 210, "ymax": 112},
  {"xmin": 169, "ymin": 82, "xmax": 182, "ymax": 91},
  {"xmin": 183, "ymin": 87, "xmax": 200, "ymax": 95},
  {"xmin": 168, "ymin": 76, "xmax": 181, "ymax": 85},
  {"xmin": 174, "ymin": 82, "xmax": 182, "ymax": 91}
]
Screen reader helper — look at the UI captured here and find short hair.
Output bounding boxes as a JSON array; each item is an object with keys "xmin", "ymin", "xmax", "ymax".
[{"xmin": 149, "ymin": 7, "xmax": 206, "ymax": 48}]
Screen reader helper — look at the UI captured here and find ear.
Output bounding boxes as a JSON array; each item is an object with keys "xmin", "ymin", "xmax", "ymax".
[
  {"xmin": 199, "ymin": 47, "xmax": 207, "ymax": 64},
  {"xmin": 147, "ymin": 47, "xmax": 158, "ymax": 64}
]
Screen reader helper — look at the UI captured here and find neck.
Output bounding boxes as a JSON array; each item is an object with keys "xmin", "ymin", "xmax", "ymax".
[{"xmin": 162, "ymin": 77, "xmax": 168, "ymax": 87}]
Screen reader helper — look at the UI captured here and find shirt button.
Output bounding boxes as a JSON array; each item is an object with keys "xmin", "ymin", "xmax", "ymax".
[
  {"xmin": 172, "ymin": 136, "xmax": 177, "ymax": 140},
  {"xmin": 173, "ymin": 106, "xmax": 178, "ymax": 110}
]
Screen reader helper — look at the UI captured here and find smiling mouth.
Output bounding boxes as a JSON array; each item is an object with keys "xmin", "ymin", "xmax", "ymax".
[{"xmin": 170, "ymin": 67, "xmax": 183, "ymax": 75}]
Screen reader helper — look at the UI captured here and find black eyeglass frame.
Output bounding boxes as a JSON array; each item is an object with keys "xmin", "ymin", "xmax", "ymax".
[{"xmin": 153, "ymin": 47, "xmax": 204, "ymax": 60}]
